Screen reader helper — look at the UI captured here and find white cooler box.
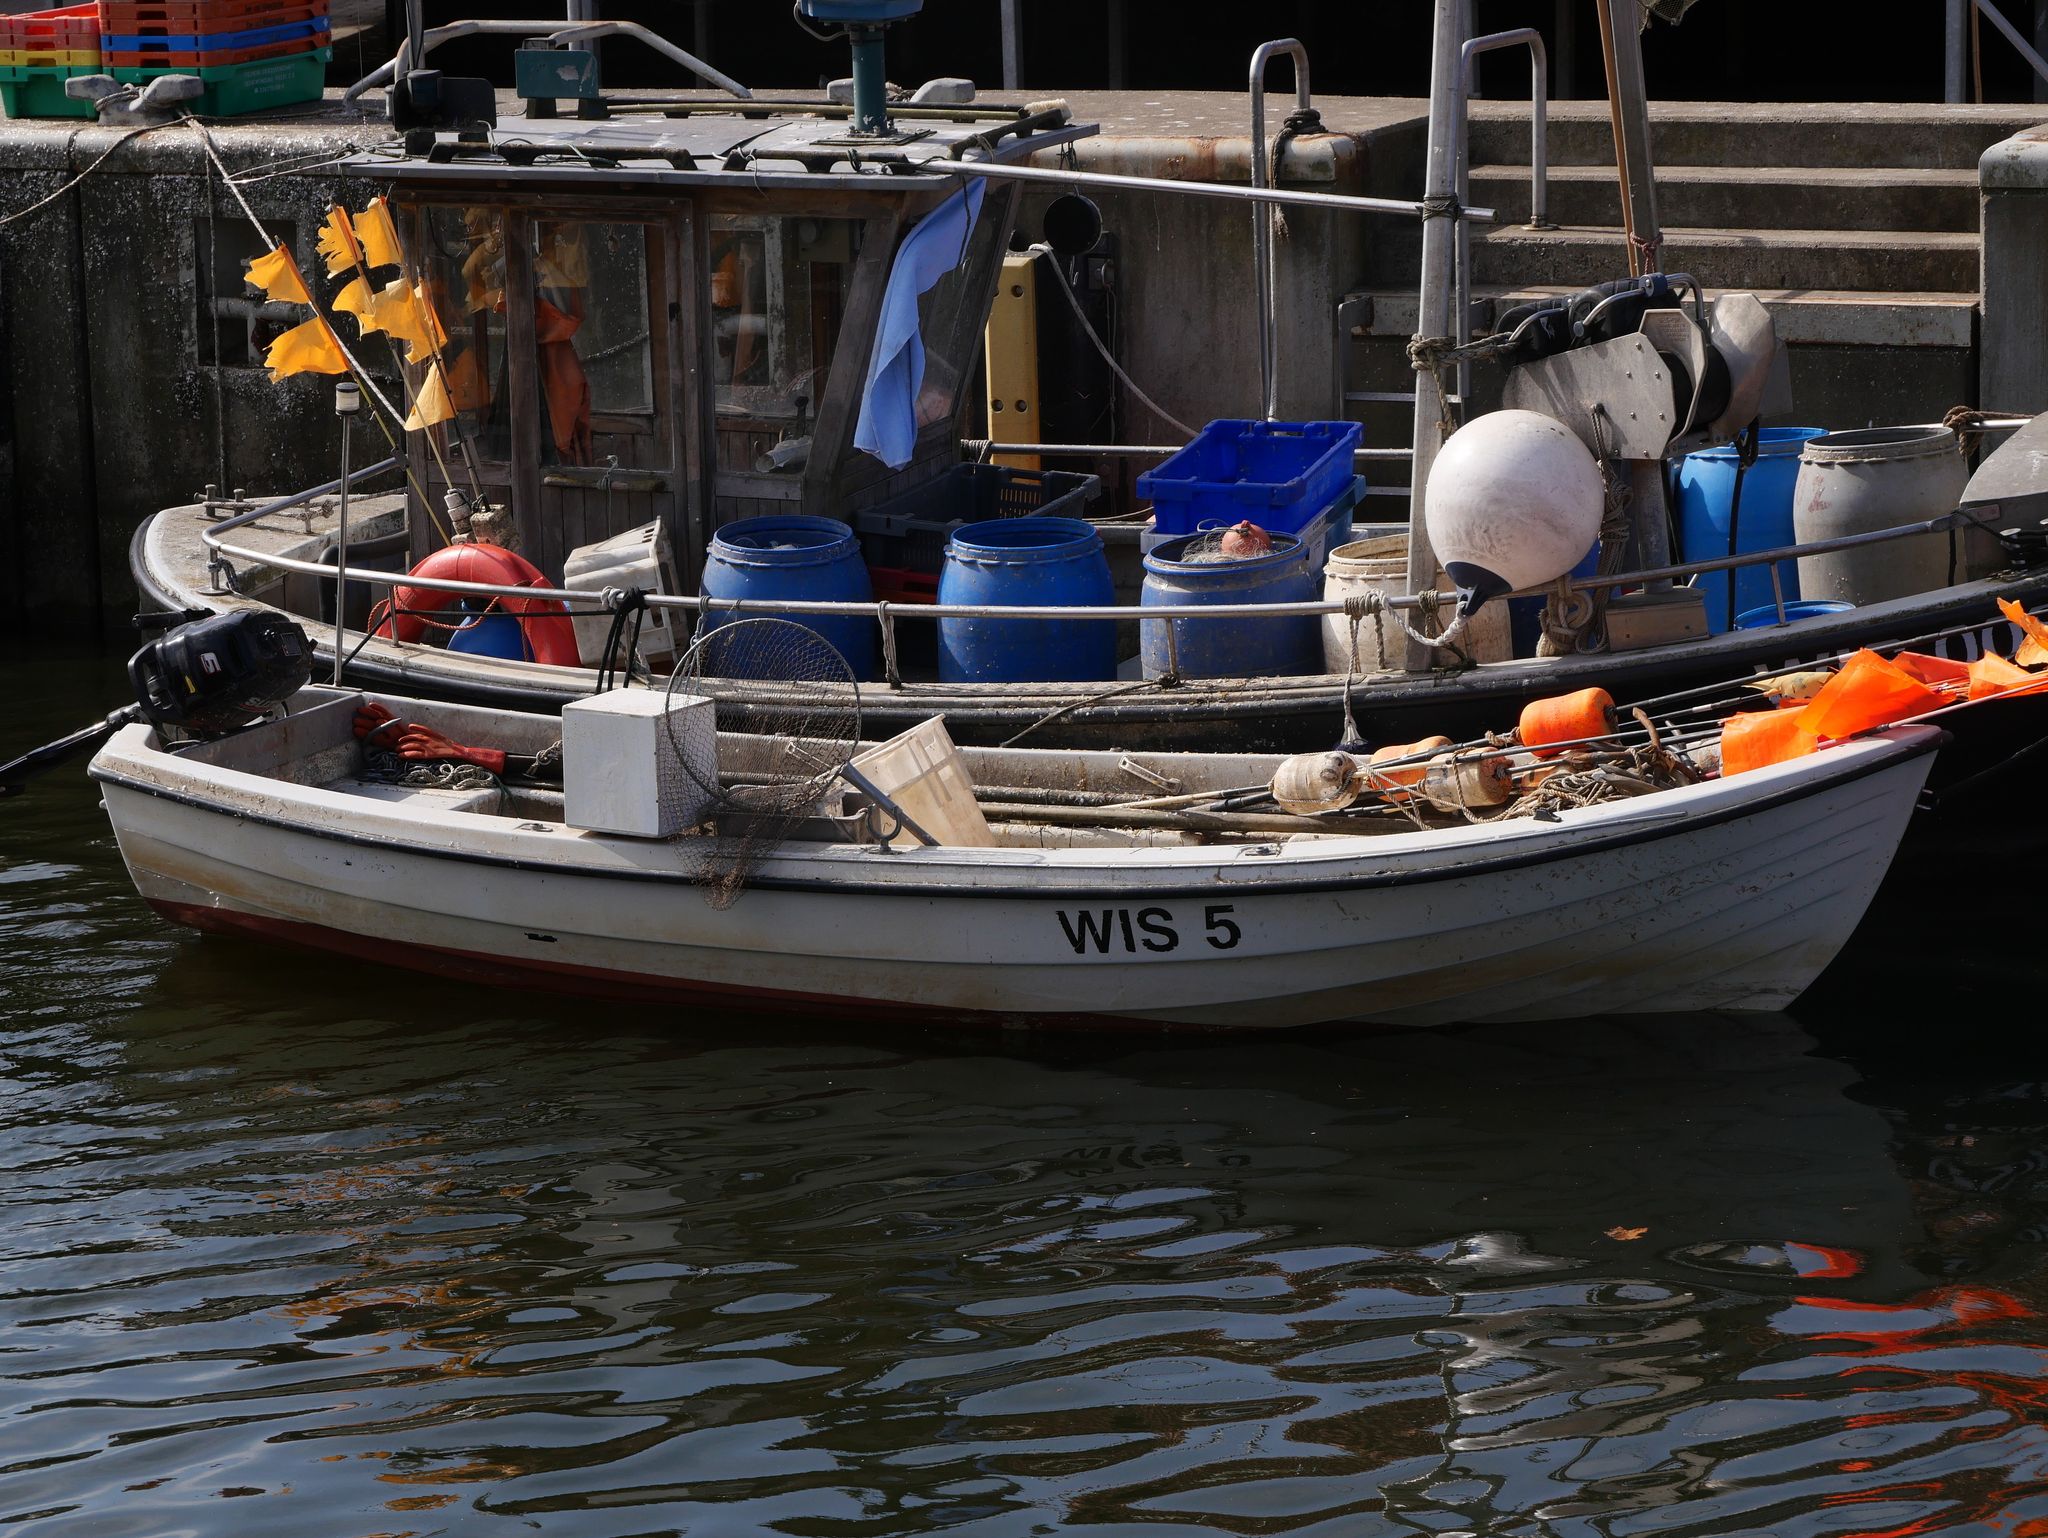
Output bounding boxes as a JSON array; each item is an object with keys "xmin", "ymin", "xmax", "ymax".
[{"xmin": 562, "ymin": 521, "xmax": 684, "ymax": 670}]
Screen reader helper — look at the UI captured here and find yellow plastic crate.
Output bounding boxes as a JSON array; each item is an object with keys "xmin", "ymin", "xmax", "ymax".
[{"xmin": 0, "ymin": 46, "xmax": 98, "ymax": 67}]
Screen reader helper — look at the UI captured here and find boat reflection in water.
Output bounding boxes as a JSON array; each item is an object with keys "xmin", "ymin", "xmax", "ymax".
[{"xmin": 0, "ymin": 940, "xmax": 2035, "ymax": 1538}]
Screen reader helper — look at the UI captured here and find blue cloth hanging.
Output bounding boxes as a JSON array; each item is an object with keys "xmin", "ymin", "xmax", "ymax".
[{"xmin": 853, "ymin": 180, "xmax": 986, "ymax": 469}]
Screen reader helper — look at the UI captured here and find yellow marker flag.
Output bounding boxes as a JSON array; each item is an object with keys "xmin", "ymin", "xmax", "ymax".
[
  {"xmin": 316, "ymin": 205, "xmax": 360, "ymax": 277},
  {"xmin": 244, "ymin": 243, "xmax": 311, "ymax": 305},
  {"xmin": 355, "ymin": 197, "xmax": 403, "ymax": 270},
  {"xmin": 402, "ymin": 279, "xmax": 449, "ymax": 363},
  {"xmin": 404, "ymin": 361, "xmax": 456, "ymax": 431},
  {"xmin": 264, "ymin": 316, "xmax": 349, "ymax": 381},
  {"xmin": 332, "ymin": 275, "xmax": 375, "ymax": 322}
]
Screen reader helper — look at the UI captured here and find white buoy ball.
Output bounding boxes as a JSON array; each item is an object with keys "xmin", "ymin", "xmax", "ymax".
[{"xmin": 1424, "ymin": 409, "xmax": 1604, "ymax": 612}]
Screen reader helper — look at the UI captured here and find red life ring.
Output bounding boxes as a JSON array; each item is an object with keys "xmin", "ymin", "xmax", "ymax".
[{"xmin": 372, "ymin": 542, "xmax": 582, "ymax": 668}]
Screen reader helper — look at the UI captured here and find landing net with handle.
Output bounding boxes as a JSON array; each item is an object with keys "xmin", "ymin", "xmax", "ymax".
[{"xmin": 663, "ymin": 617, "xmax": 863, "ymax": 909}]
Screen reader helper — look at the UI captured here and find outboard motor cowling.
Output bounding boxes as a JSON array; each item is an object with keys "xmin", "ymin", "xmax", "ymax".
[{"xmin": 128, "ymin": 610, "xmax": 313, "ymax": 735}]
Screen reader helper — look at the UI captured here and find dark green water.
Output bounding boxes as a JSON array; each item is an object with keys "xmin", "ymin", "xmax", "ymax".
[{"xmin": 5, "ymin": 644, "xmax": 2048, "ymax": 1537}]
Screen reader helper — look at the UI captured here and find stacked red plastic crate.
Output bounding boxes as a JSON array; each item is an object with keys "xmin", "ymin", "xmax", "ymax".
[
  {"xmin": 98, "ymin": 0, "xmax": 330, "ymax": 114},
  {"xmin": 0, "ymin": 5, "xmax": 102, "ymax": 120}
]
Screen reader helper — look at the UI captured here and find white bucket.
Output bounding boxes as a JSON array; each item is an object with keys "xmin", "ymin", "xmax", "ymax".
[{"xmin": 1322, "ymin": 535, "xmax": 1510, "ymax": 673}]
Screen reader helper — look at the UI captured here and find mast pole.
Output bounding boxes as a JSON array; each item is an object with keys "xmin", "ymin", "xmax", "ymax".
[
  {"xmin": 1403, "ymin": 0, "xmax": 1468, "ymax": 670},
  {"xmin": 1597, "ymin": 0, "xmax": 1662, "ymax": 275}
]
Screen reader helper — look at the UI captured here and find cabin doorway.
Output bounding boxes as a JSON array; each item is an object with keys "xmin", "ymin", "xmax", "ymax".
[{"xmin": 404, "ymin": 199, "xmax": 698, "ymax": 585}]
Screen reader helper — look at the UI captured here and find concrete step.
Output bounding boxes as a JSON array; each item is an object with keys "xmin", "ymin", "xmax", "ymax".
[
  {"xmin": 1340, "ymin": 286, "xmax": 1979, "ymax": 460},
  {"xmin": 1469, "ymin": 164, "xmax": 1981, "ymax": 234},
  {"xmin": 1351, "ymin": 285, "xmax": 1978, "ymax": 351},
  {"xmin": 1467, "ymin": 101, "xmax": 2046, "ymax": 170},
  {"xmin": 1452, "ymin": 224, "xmax": 1981, "ymax": 294}
]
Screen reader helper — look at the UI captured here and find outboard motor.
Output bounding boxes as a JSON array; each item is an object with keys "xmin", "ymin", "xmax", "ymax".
[
  {"xmin": 127, "ymin": 609, "xmax": 312, "ymax": 735},
  {"xmin": 1, "ymin": 611, "xmax": 312, "ymax": 799}
]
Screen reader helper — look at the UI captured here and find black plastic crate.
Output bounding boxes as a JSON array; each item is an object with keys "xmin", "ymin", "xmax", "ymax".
[{"xmin": 854, "ymin": 463, "xmax": 1102, "ymax": 573}]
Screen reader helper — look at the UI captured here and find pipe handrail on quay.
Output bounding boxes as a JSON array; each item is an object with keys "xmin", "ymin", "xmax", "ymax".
[
  {"xmin": 1249, "ymin": 38, "xmax": 1311, "ymax": 422},
  {"xmin": 343, "ymin": 18, "xmax": 751, "ymax": 105},
  {"xmin": 924, "ymin": 158, "xmax": 1496, "ymax": 225}
]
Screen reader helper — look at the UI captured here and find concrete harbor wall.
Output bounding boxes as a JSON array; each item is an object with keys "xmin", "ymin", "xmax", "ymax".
[
  {"xmin": 0, "ymin": 94, "xmax": 2040, "ymax": 636},
  {"xmin": 0, "ymin": 117, "xmax": 385, "ymax": 635}
]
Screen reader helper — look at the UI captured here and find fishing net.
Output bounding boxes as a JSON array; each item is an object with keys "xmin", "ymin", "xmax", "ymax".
[
  {"xmin": 1170, "ymin": 527, "xmax": 1297, "ymax": 566},
  {"xmin": 665, "ymin": 617, "xmax": 863, "ymax": 908}
]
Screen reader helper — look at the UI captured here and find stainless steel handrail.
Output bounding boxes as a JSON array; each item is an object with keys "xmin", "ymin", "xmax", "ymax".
[
  {"xmin": 203, "ymin": 456, "xmax": 404, "ymax": 538},
  {"xmin": 1250, "ymin": 38, "xmax": 1310, "ymax": 422},
  {"xmin": 1947, "ymin": 0, "xmax": 2048, "ymax": 101},
  {"xmin": 343, "ymin": 18, "xmax": 750, "ymax": 106},
  {"xmin": 931, "ymin": 158, "xmax": 1497, "ymax": 225},
  {"xmin": 981, "ymin": 442, "xmax": 1413, "ymax": 461},
  {"xmin": 199, "ymin": 503, "xmax": 2002, "ymax": 628},
  {"xmin": 1454, "ymin": 27, "xmax": 1551, "ymax": 406}
]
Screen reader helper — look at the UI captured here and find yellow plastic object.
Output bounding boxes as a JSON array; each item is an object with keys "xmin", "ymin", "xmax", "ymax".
[
  {"xmin": 984, "ymin": 252, "xmax": 1039, "ymax": 471},
  {"xmin": 846, "ymin": 717, "xmax": 993, "ymax": 848},
  {"xmin": 0, "ymin": 46, "xmax": 95, "ymax": 67}
]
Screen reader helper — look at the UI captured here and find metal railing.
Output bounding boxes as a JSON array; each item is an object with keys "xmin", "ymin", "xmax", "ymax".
[
  {"xmin": 1250, "ymin": 39, "xmax": 1311, "ymax": 422},
  {"xmin": 1946, "ymin": 0, "xmax": 2048, "ymax": 101},
  {"xmin": 1453, "ymin": 27, "xmax": 1551, "ymax": 406},
  {"xmin": 194, "ymin": 469, "xmax": 2019, "ymax": 676},
  {"xmin": 343, "ymin": 17, "xmax": 750, "ymax": 106}
]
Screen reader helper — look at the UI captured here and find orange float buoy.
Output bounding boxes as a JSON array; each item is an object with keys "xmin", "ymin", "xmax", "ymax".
[
  {"xmin": 1218, "ymin": 521, "xmax": 1274, "ymax": 558},
  {"xmin": 373, "ymin": 542, "xmax": 581, "ymax": 668},
  {"xmin": 1365, "ymin": 735, "xmax": 1453, "ymax": 798},
  {"xmin": 1516, "ymin": 688, "xmax": 1616, "ymax": 756}
]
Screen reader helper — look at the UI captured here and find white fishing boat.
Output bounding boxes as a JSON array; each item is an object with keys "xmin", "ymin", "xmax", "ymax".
[
  {"xmin": 86, "ymin": 672, "xmax": 1941, "ymax": 1029},
  {"xmin": 127, "ymin": 0, "xmax": 2048, "ymax": 755}
]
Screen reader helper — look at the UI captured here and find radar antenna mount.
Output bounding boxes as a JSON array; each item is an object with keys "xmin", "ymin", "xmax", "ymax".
[{"xmin": 794, "ymin": 0, "xmax": 923, "ymax": 138}]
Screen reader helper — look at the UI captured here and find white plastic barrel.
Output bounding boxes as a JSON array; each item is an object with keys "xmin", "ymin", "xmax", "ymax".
[
  {"xmin": 1792, "ymin": 426, "xmax": 1974, "ymax": 606},
  {"xmin": 1322, "ymin": 535, "xmax": 1510, "ymax": 673}
]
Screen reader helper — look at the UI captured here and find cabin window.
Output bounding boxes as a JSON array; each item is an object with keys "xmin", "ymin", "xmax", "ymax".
[
  {"xmin": 530, "ymin": 220, "xmax": 664, "ymax": 470},
  {"xmin": 708, "ymin": 214, "xmax": 857, "ymax": 475},
  {"xmin": 198, "ymin": 218, "xmax": 298, "ymax": 369},
  {"xmin": 907, "ymin": 197, "xmax": 1005, "ymax": 434},
  {"xmin": 418, "ymin": 205, "xmax": 512, "ymax": 463}
]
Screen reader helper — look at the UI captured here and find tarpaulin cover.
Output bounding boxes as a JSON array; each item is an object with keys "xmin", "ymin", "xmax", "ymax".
[{"xmin": 854, "ymin": 181, "xmax": 985, "ymax": 469}]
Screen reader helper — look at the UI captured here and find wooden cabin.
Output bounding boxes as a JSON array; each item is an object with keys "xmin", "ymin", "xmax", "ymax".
[{"xmin": 357, "ymin": 103, "xmax": 1092, "ymax": 587}]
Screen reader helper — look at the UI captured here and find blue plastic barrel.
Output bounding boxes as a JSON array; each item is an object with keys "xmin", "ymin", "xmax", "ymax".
[
  {"xmin": 1734, "ymin": 599, "xmax": 1854, "ymax": 630},
  {"xmin": 1140, "ymin": 533, "xmax": 1322, "ymax": 681},
  {"xmin": 445, "ymin": 608, "xmax": 531, "ymax": 660},
  {"xmin": 937, "ymin": 517, "xmax": 1117, "ymax": 683},
  {"xmin": 1674, "ymin": 427, "xmax": 1828, "ymax": 634},
  {"xmin": 1507, "ymin": 541, "xmax": 1601, "ymax": 658},
  {"xmin": 701, "ymin": 515, "xmax": 876, "ymax": 681}
]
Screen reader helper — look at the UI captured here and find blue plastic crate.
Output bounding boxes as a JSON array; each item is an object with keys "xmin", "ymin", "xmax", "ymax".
[
  {"xmin": 1142, "ymin": 475, "xmax": 1363, "ymax": 575},
  {"xmin": 1139, "ymin": 419, "xmax": 1364, "ymax": 537},
  {"xmin": 104, "ymin": 15, "xmax": 327, "ymax": 50}
]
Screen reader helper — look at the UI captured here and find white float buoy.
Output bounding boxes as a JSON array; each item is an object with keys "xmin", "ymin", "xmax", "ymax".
[{"xmin": 1424, "ymin": 409, "xmax": 1605, "ymax": 615}]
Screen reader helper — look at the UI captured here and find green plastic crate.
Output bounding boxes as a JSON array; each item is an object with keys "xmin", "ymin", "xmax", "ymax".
[
  {"xmin": 111, "ymin": 44, "xmax": 328, "ymax": 115},
  {"xmin": 0, "ymin": 64, "xmax": 97, "ymax": 119}
]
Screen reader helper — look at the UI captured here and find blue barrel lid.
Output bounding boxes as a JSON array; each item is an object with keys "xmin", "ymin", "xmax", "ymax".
[
  {"xmin": 1685, "ymin": 426, "xmax": 1828, "ymax": 462},
  {"xmin": 709, "ymin": 515, "xmax": 859, "ymax": 568},
  {"xmin": 946, "ymin": 516, "xmax": 1104, "ymax": 564},
  {"xmin": 1142, "ymin": 530, "xmax": 1306, "ymax": 577}
]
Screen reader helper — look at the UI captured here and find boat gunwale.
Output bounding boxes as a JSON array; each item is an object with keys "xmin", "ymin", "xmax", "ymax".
[
  {"xmin": 140, "ymin": 499, "xmax": 2048, "ymax": 718},
  {"xmin": 88, "ymin": 717, "xmax": 1944, "ymax": 903}
]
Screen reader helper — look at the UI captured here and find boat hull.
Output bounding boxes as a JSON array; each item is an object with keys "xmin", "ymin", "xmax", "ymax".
[
  {"xmin": 134, "ymin": 499, "xmax": 2048, "ymax": 752},
  {"xmin": 92, "ymin": 721, "xmax": 1939, "ymax": 1030}
]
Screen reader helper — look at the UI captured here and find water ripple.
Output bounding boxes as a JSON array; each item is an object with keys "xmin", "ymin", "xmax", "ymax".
[{"xmin": 3, "ymin": 648, "xmax": 2048, "ymax": 1534}]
